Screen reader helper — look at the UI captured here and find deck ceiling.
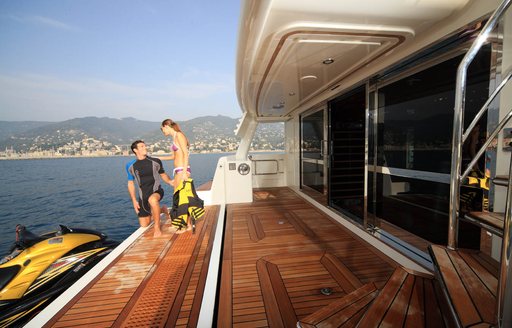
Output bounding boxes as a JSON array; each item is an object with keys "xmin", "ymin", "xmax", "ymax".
[{"xmin": 236, "ymin": 0, "xmax": 473, "ymax": 120}]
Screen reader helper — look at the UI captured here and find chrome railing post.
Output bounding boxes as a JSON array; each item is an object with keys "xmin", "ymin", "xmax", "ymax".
[
  {"xmin": 498, "ymin": 153, "xmax": 512, "ymax": 327},
  {"xmin": 448, "ymin": 0, "xmax": 512, "ymax": 250},
  {"xmin": 448, "ymin": 71, "xmax": 465, "ymax": 249}
]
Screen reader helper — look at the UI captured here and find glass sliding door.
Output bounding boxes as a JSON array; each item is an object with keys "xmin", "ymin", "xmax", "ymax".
[
  {"xmin": 328, "ymin": 85, "xmax": 366, "ymax": 224},
  {"xmin": 300, "ymin": 108, "xmax": 327, "ymax": 201},
  {"xmin": 371, "ymin": 45, "xmax": 491, "ymax": 249}
]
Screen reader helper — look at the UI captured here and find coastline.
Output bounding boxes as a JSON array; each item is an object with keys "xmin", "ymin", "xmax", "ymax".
[{"xmin": 0, "ymin": 149, "xmax": 282, "ymax": 161}]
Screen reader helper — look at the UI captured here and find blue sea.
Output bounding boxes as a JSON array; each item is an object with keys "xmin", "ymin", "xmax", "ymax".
[{"xmin": 0, "ymin": 153, "xmax": 227, "ymax": 256}]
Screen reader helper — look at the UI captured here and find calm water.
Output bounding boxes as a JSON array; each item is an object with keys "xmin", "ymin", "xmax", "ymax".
[{"xmin": 0, "ymin": 153, "xmax": 227, "ymax": 256}]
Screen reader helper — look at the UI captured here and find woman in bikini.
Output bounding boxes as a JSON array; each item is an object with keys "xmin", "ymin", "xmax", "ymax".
[{"xmin": 160, "ymin": 119, "xmax": 192, "ymax": 231}]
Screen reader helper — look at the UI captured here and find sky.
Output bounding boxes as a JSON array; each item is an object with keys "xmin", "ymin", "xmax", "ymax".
[{"xmin": 0, "ymin": 0, "xmax": 242, "ymax": 122}]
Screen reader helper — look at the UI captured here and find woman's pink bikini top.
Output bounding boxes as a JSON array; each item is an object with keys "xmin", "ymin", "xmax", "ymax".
[{"xmin": 171, "ymin": 131, "xmax": 180, "ymax": 152}]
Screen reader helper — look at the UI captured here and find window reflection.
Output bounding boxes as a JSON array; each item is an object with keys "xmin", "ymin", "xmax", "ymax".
[
  {"xmin": 302, "ymin": 111, "xmax": 323, "ymax": 160},
  {"xmin": 373, "ymin": 45, "xmax": 491, "ymax": 247},
  {"xmin": 301, "ymin": 109, "xmax": 326, "ymax": 195},
  {"xmin": 374, "ymin": 174, "xmax": 481, "ymax": 247},
  {"xmin": 377, "ymin": 47, "xmax": 490, "ymax": 173}
]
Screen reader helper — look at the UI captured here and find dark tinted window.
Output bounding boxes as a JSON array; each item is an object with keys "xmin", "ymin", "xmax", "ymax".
[{"xmin": 377, "ymin": 46, "xmax": 491, "ymax": 173}]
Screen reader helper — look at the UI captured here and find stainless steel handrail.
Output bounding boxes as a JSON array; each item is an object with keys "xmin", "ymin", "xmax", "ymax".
[
  {"xmin": 462, "ymin": 70, "xmax": 512, "ymax": 143},
  {"xmin": 498, "ymin": 154, "xmax": 512, "ymax": 327},
  {"xmin": 448, "ymin": 0, "xmax": 512, "ymax": 326},
  {"xmin": 460, "ymin": 108, "xmax": 512, "ymax": 181},
  {"xmin": 448, "ymin": 0, "xmax": 511, "ymax": 248}
]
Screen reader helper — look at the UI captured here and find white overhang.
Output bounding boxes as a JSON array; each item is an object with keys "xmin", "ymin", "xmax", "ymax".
[{"xmin": 236, "ymin": 0, "xmax": 477, "ymax": 121}]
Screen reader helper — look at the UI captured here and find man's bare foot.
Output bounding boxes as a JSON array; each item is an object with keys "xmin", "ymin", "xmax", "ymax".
[{"xmin": 153, "ymin": 229, "xmax": 163, "ymax": 238}]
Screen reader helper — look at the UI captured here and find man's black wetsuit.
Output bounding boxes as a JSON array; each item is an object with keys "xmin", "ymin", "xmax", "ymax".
[{"xmin": 126, "ymin": 156, "xmax": 165, "ymax": 217}]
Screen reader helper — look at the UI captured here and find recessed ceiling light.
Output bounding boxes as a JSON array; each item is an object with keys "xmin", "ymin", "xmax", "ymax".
[
  {"xmin": 323, "ymin": 58, "xmax": 334, "ymax": 65},
  {"xmin": 300, "ymin": 75, "xmax": 317, "ymax": 81},
  {"xmin": 298, "ymin": 39, "xmax": 382, "ymax": 46}
]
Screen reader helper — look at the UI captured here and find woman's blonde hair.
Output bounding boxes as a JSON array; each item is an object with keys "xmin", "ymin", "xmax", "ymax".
[
  {"xmin": 161, "ymin": 118, "xmax": 189, "ymax": 147},
  {"xmin": 161, "ymin": 118, "xmax": 182, "ymax": 132}
]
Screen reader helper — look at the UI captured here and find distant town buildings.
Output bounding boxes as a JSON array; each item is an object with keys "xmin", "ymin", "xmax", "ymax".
[
  {"xmin": 0, "ymin": 118, "xmax": 285, "ymax": 159},
  {"xmin": 0, "ymin": 135, "xmax": 284, "ymax": 159}
]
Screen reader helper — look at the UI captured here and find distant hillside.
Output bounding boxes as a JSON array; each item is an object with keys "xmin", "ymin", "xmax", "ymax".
[
  {"xmin": 142, "ymin": 115, "xmax": 239, "ymax": 144},
  {"xmin": 0, "ymin": 117, "xmax": 160, "ymax": 151},
  {"xmin": 0, "ymin": 115, "xmax": 284, "ymax": 152},
  {"xmin": 0, "ymin": 121, "xmax": 52, "ymax": 140}
]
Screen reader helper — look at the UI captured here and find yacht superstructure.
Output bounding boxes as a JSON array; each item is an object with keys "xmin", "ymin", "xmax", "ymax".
[{"xmin": 214, "ymin": 0, "xmax": 512, "ymax": 325}]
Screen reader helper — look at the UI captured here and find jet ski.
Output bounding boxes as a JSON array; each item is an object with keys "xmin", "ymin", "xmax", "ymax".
[{"xmin": 0, "ymin": 224, "xmax": 118, "ymax": 327}]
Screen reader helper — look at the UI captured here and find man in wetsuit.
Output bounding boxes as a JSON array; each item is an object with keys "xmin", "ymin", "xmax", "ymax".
[{"xmin": 126, "ymin": 140, "xmax": 173, "ymax": 237}]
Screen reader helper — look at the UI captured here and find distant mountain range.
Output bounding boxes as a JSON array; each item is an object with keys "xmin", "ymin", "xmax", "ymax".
[
  {"xmin": 0, "ymin": 116, "xmax": 284, "ymax": 152},
  {"xmin": 0, "ymin": 121, "xmax": 53, "ymax": 140}
]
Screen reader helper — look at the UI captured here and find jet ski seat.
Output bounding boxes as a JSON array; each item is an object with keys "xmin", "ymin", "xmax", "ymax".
[{"xmin": 0, "ymin": 265, "xmax": 21, "ymax": 291}]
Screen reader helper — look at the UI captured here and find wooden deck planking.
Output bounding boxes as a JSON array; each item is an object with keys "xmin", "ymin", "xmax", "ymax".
[
  {"xmin": 298, "ymin": 283, "xmax": 378, "ymax": 328},
  {"xmin": 39, "ymin": 186, "xmax": 458, "ymax": 328},
  {"xmin": 175, "ymin": 208, "xmax": 218, "ymax": 328},
  {"xmin": 219, "ymin": 187, "xmax": 397, "ymax": 327},
  {"xmin": 355, "ymin": 267, "xmax": 446, "ymax": 328},
  {"xmin": 430, "ymin": 245, "xmax": 499, "ymax": 327},
  {"xmin": 46, "ymin": 205, "xmax": 219, "ymax": 328}
]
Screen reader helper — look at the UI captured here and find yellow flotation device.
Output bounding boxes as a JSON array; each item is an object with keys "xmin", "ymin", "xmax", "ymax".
[{"xmin": 170, "ymin": 178, "xmax": 205, "ymax": 232}]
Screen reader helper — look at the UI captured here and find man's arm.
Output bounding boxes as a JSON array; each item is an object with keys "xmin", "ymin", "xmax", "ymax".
[
  {"xmin": 160, "ymin": 172, "xmax": 174, "ymax": 186},
  {"xmin": 155, "ymin": 154, "xmax": 175, "ymax": 161},
  {"xmin": 127, "ymin": 180, "xmax": 140, "ymax": 213}
]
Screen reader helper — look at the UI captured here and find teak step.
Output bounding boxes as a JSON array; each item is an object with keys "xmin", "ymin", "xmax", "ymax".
[
  {"xmin": 297, "ymin": 283, "xmax": 377, "ymax": 328},
  {"xmin": 463, "ymin": 211, "xmax": 504, "ymax": 237},
  {"xmin": 357, "ymin": 267, "xmax": 445, "ymax": 328},
  {"xmin": 429, "ymin": 245, "xmax": 499, "ymax": 328}
]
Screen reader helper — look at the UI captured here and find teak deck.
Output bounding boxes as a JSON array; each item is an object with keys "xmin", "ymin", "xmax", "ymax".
[
  {"xmin": 218, "ymin": 188, "xmax": 401, "ymax": 327},
  {"xmin": 43, "ymin": 187, "xmax": 446, "ymax": 327},
  {"xmin": 45, "ymin": 205, "xmax": 220, "ymax": 328}
]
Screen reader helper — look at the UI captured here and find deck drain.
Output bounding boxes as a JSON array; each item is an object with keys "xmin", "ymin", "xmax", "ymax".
[{"xmin": 320, "ymin": 288, "xmax": 332, "ymax": 296}]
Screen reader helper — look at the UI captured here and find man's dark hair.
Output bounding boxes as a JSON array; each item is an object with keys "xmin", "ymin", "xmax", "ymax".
[{"xmin": 131, "ymin": 140, "xmax": 144, "ymax": 154}]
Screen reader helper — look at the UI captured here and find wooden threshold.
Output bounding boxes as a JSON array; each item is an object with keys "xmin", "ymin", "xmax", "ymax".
[
  {"xmin": 379, "ymin": 220, "xmax": 431, "ymax": 254},
  {"xmin": 44, "ymin": 205, "xmax": 220, "ymax": 328}
]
